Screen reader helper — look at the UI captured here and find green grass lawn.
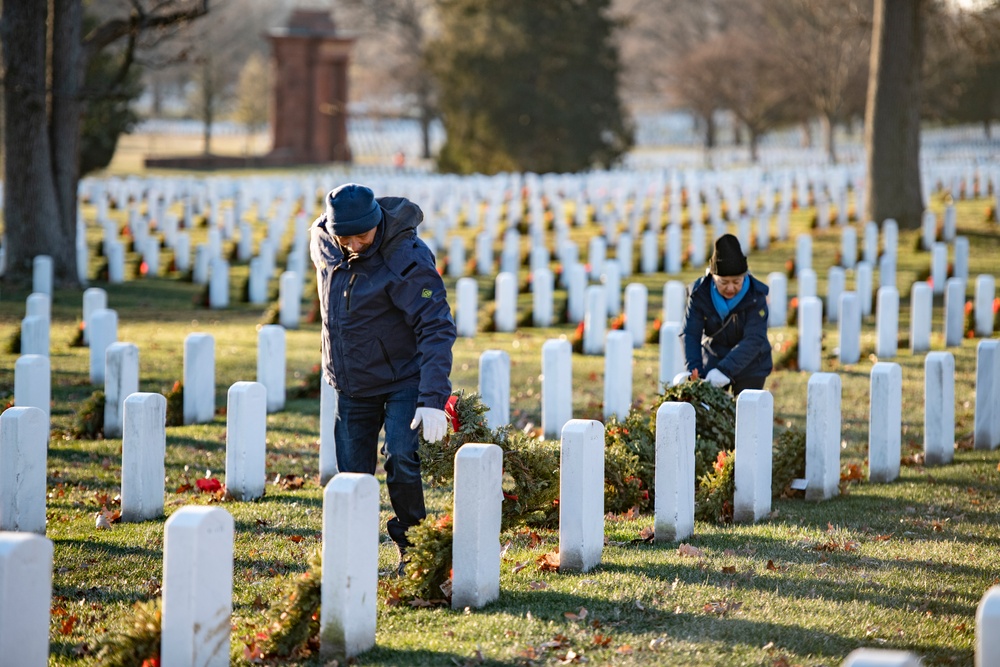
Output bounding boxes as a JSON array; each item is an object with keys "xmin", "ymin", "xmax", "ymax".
[{"xmin": 0, "ymin": 186, "xmax": 998, "ymax": 666}]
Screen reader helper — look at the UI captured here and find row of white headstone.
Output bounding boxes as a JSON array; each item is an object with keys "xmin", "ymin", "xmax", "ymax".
[{"xmin": 4, "ymin": 391, "xmax": 1000, "ymax": 664}]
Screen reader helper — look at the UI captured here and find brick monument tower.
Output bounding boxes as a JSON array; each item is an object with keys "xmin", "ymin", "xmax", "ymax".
[{"xmin": 267, "ymin": 9, "xmax": 354, "ymax": 164}]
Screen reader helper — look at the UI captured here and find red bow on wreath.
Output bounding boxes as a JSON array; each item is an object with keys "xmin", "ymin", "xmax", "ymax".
[{"xmin": 444, "ymin": 395, "xmax": 460, "ymax": 432}]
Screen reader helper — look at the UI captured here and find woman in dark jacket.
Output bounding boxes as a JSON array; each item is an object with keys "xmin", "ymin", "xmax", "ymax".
[{"xmin": 674, "ymin": 234, "xmax": 773, "ymax": 395}]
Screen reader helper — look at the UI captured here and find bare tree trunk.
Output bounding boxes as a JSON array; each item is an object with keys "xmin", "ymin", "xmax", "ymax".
[
  {"xmin": 1, "ymin": 0, "xmax": 67, "ymax": 286},
  {"xmin": 864, "ymin": 0, "xmax": 925, "ymax": 230},
  {"xmin": 703, "ymin": 112, "xmax": 716, "ymax": 150},
  {"xmin": 821, "ymin": 112, "xmax": 837, "ymax": 165},
  {"xmin": 50, "ymin": 0, "xmax": 83, "ymax": 283}
]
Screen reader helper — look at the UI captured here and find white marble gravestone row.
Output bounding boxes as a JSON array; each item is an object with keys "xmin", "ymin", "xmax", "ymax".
[
  {"xmin": 558, "ymin": 420, "xmax": 605, "ymax": 573},
  {"xmin": 279, "ymin": 271, "xmax": 301, "ymax": 330},
  {"xmin": 805, "ymin": 373, "xmax": 841, "ymax": 502},
  {"xmin": 479, "ymin": 350, "xmax": 511, "ymax": 430},
  {"xmin": 734, "ymin": 390, "xmax": 773, "ymax": 523},
  {"xmin": 183, "ymin": 333, "xmax": 216, "ymax": 425},
  {"xmin": 104, "ymin": 343, "xmax": 139, "ymax": 439},
  {"xmin": 582, "ymin": 285, "xmax": 607, "ymax": 356},
  {"xmin": 924, "ymin": 352, "xmax": 955, "ymax": 466},
  {"xmin": 121, "ymin": 393, "xmax": 166, "ymax": 523},
  {"xmin": 838, "ymin": 292, "xmax": 861, "ymax": 364},
  {"xmin": 14, "ymin": 355, "xmax": 50, "ymax": 435},
  {"xmin": 603, "ymin": 330, "xmax": 633, "ymax": 420},
  {"xmin": 876, "ymin": 287, "xmax": 899, "ymax": 359},
  {"xmin": 532, "ymin": 267, "xmax": 555, "ymax": 327},
  {"xmin": 974, "ymin": 340, "xmax": 1000, "ymax": 451},
  {"xmin": 798, "ymin": 297, "xmax": 823, "ymax": 373},
  {"xmin": 869, "ymin": 362, "xmax": 902, "ymax": 483},
  {"xmin": 451, "ymin": 443, "xmax": 503, "ymax": 610},
  {"xmin": 0, "ymin": 407, "xmax": 48, "ymax": 534},
  {"xmin": 943, "ymin": 277, "xmax": 966, "ymax": 348},
  {"xmin": 654, "ymin": 401, "xmax": 695, "ymax": 542},
  {"xmin": 161, "ymin": 506, "xmax": 234, "ymax": 667},
  {"xmin": 257, "ymin": 325, "xmax": 286, "ymax": 413},
  {"xmin": 0, "ymin": 532, "xmax": 53, "ymax": 665},
  {"xmin": 89, "ymin": 308, "xmax": 118, "ymax": 384},
  {"xmin": 494, "ymin": 272, "xmax": 518, "ymax": 333},
  {"xmin": 541, "ymin": 339, "xmax": 573, "ymax": 440},
  {"xmin": 226, "ymin": 382, "xmax": 267, "ymax": 501}
]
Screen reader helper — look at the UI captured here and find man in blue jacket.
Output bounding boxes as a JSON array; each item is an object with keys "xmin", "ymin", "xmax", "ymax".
[
  {"xmin": 310, "ymin": 183, "xmax": 456, "ymax": 572},
  {"xmin": 674, "ymin": 234, "xmax": 772, "ymax": 395}
]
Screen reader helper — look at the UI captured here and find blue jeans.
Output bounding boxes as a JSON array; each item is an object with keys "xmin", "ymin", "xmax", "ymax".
[{"xmin": 334, "ymin": 386, "xmax": 426, "ymax": 549}]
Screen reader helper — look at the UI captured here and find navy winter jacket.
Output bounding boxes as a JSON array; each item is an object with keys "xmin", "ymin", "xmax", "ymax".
[
  {"xmin": 682, "ymin": 272, "xmax": 773, "ymax": 382},
  {"xmin": 309, "ymin": 196, "xmax": 456, "ymax": 410}
]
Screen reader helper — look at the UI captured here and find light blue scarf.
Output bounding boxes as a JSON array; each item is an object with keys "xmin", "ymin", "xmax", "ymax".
[{"xmin": 710, "ymin": 277, "xmax": 750, "ymax": 319}]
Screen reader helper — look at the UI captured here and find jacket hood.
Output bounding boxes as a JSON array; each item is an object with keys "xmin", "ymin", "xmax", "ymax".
[{"xmin": 310, "ymin": 195, "xmax": 424, "ymax": 261}]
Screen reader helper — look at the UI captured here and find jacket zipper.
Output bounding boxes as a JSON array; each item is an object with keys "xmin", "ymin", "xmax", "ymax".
[{"xmin": 344, "ymin": 273, "xmax": 358, "ymax": 312}]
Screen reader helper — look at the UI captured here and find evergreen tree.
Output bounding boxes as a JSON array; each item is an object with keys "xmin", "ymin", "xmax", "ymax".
[{"xmin": 429, "ymin": 0, "xmax": 632, "ymax": 175}]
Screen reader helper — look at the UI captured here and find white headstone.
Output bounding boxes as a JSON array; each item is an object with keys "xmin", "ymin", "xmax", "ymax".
[
  {"xmin": 0, "ymin": 533, "xmax": 53, "ymax": 665},
  {"xmin": 863, "ymin": 221, "xmax": 879, "ymax": 265},
  {"xmin": 857, "ymin": 261, "xmax": 874, "ymax": 317},
  {"xmin": 104, "ymin": 342, "xmax": 139, "ymax": 439},
  {"xmin": 321, "ymin": 473, "xmax": 379, "ymax": 661},
  {"xmin": 943, "ymin": 277, "xmax": 965, "ymax": 347},
  {"xmin": 588, "ymin": 237, "xmax": 606, "ymax": 281},
  {"xmin": 954, "ymin": 236, "xmax": 969, "ymax": 281},
  {"xmin": 922, "ymin": 210, "xmax": 937, "ymax": 251},
  {"xmin": 319, "ymin": 379, "xmax": 338, "ymax": 485},
  {"xmin": 257, "ymin": 325, "xmax": 286, "ymax": 413},
  {"xmin": 208, "ymin": 258, "xmax": 229, "ymax": 309},
  {"xmin": 827, "ymin": 267, "xmax": 846, "ymax": 323},
  {"xmin": 89, "ymin": 309, "xmax": 117, "ymax": 384},
  {"xmin": 876, "ymin": 287, "xmax": 899, "ymax": 359},
  {"xmin": 603, "ymin": 330, "xmax": 632, "ymax": 420},
  {"xmin": 174, "ymin": 233, "xmax": 191, "ymax": 273},
  {"xmin": 19, "ymin": 314, "xmax": 49, "ymax": 360},
  {"xmin": 879, "ymin": 255, "xmax": 896, "ymax": 290},
  {"xmin": 494, "ymin": 272, "xmax": 517, "ymax": 333},
  {"xmin": 107, "ymin": 241, "xmax": 125, "ymax": 284},
  {"xmin": 910, "ymin": 282, "xmax": 933, "ymax": 353},
  {"xmin": 0, "ymin": 407, "xmax": 47, "ymax": 533},
  {"xmin": 795, "ymin": 234, "xmax": 812, "ymax": 277},
  {"xmin": 82, "ymin": 287, "xmax": 107, "ymax": 346},
  {"xmin": 456, "ymin": 277, "xmax": 478, "ymax": 338},
  {"xmin": 943, "ymin": 204, "xmax": 957, "ymax": 241},
  {"xmin": 475, "ymin": 232, "xmax": 493, "ymax": 276},
  {"xmin": 768, "ymin": 273, "xmax": 787, "ymax": 327},
  {"xmin": 664, "ymin": 224, "xmax": 683, "ymax": 274},
  {"xmin": 838, "ymin": 292, "xmax": 861, "ymax": 364},
  {"xmin": 559, "ymin": 420, "xmax": 604, "ymax": 572},
  {"xmin": 451, "ymin": 443, "xmax": 503, "ymax": 610},
  {"xmin": 479, "ymin": 350, "xmax": 510, "ymax": 429},
  {"xmin": 566, "ymin": 263, "xmax": 587, "ymax": 324},
  {"xmin": 663, "ymin": 280, "xmax": 687, "ymax": 325},
  {"xmin": 583, "ymin": 285, "xmax": 607, "ymax": 356},
  {"xmin": 279, "ymin": 271, "xmax": 301, "ymax": 329},
  {"xmin": 798, "ymin": 297, "xmax": 823, "ymax": 373},
  {"xmin": 602, "ymin": 260, "xmax": 622, "ymax": 317},
  {"xmin": 248, "ymin": 258, "xmax": 268, "ymax": 305},
  {"xmin": 542, "ymin": 339, "xmax": 573, "ymax": 439},
  {"xmin": 121, "ymin": 393, "xmax": 166, "ymax": 522},
  {"xmin": 975, "ymin": 275, "xmax": 995, "ymax": 337},
  {"xmin": 841, "ymin": 226, "xmax": 857, "ymax": 269},
  {"xmin": 532, "ymin": 267, "xmax": 554, "ymax": 327},
  {"xmin": 654, "ymin": 401, "xmax": 695, "ymax": 541},
  {"xmin": 226, "ymin": 382, "xmax": 267, "ymax": 501},
  {"xmin": 924, "ymin": 351, "xmax": 955, "ymax": 466},
  {"xmin": 930, "ymin": 243, "xmax": 948, "ymax": 296},
  {"xmin": 799, "ymin": 269, "xmax": 817, "ymax": 301},
  {"xmin": 183, "ymin": 333, "xmax": 215, "ymax": 425},
  {"xmin": 805, "ymin": 373, "xmax": 841, "ymax": 501},
  {"xmin": 192, "ymin": 244, "xmax": 210, "ymax": 285},
  {"xmin": 869, "ymin": 362, "xmax": 902, "ymax": 482},
  {"xmin": 448, "ymin": 237, "xmax": 466, "ymax": 279},
  {"xmin": 161, "ymin": 506, "xmax": 234, "ymax": 667},
  {"xmin": 734, "ymin": 390, "xmax": 774, "ymax": 523},
  {"xmin": 31, "ymin": 256, "xmax": 52, "ymax": 296},
  {"xmin": 14, "ymin": 355, "xmax": 50, "ymax": 434},
  {"xmin": 640, "ymin": 230, "xmax": 658, "ymax": 274},
  {"xmin": 977, "ymin": 586, "xmax": 1000, "ymax": 667},
  {"xmin": 843, "ymin": 648, "xmax": 922, "ymax": 667},
  {"xmin": 624, "ymin": 283, "xmax": 648, "ymax": 348},
  {"xmin": 658, "ymin": 322, "xmax": 685, "ymax": 390},
  {"xmin": 974, "ymin": 340, "xmax": 1000, "ymax": 451}
]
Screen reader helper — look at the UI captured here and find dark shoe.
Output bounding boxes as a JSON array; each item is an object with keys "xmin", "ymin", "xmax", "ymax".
[{"xmin": 396, "ymin": 543, "xmax": 407, "ymax": 578}]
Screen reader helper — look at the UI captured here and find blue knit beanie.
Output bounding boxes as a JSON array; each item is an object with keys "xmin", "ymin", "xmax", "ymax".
[{"xmin": 325, "ymin": 183, "xmax": 383, "ymax": 236}]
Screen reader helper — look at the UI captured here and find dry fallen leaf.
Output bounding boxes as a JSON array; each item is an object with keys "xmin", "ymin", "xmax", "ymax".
[
  {"xmin": 512, "ymin": 561, "xmax": 530, "ymax": 574},
  {"xmin": 678, "ymin": 543, "xmax": 704, "ymax": 558},
  {"xmin": 537, "ymin": 551, "xmax": 560, "ymax": 572},
  {"xmin": 563, "ymin": 606, "xmax": 588, "ymax": 621},
  {"xmin": 722, "ymin": 565, "xmax": 737, "ymax": 574},
  {"xmin": 528, "ymin": 581, "xmax": 549, "ymax": 590},
  {"xmin": 649, "ymin": 637, "xmax": 668, "ymax": 651},
  {"xmin": 616, "ymin": 644, "xmax": 634, "ymax": 655}
]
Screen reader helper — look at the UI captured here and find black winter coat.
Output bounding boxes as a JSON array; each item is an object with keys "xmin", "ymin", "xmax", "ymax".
[
  {"xmin": 309, "ymin": 196, "xmax": 456, "ymax": 410},
  {"xmin": 682, "ymin": 273, "xmax": 773, "ymax": 382}
]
